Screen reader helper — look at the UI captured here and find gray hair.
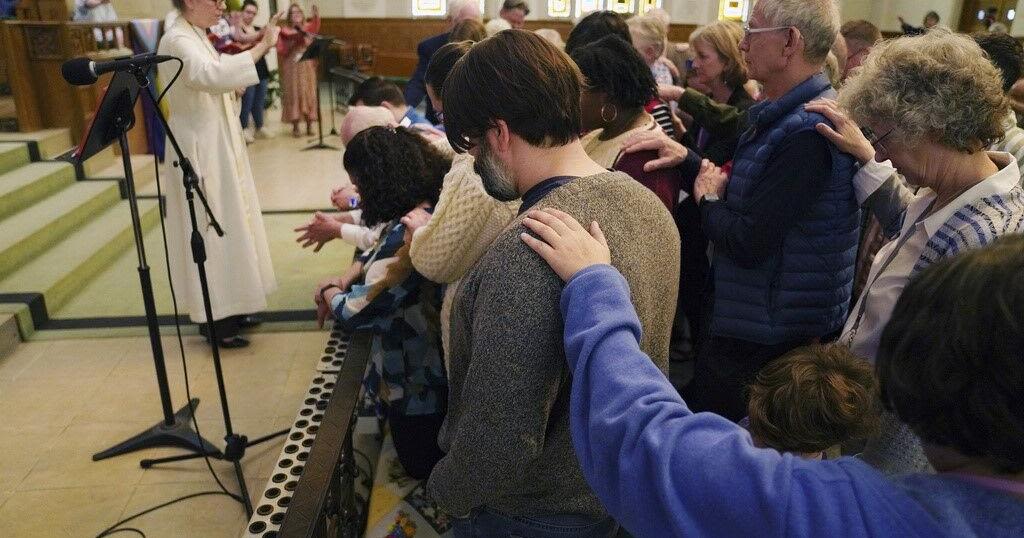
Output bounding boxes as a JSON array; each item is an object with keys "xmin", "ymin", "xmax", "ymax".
[
  {"xmin": 757, "ymin": 0, "xmax": 840, "ymax": 63},
  {"xmin": 840, "ymin": 30, "xmax": 1008, "ymax": 153},
  {"xmin": 447, "ymin": 0, "xmax": 479, "ymax": 20}
]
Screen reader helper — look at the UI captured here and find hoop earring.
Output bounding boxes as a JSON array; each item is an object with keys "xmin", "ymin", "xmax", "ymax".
[{"xmin": 600, "ymin": 104, "xmax": 618, "ymax": 124}]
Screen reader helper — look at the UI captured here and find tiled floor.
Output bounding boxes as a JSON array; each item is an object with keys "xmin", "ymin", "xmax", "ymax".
[
  {"xmin": 0, "ymin": 330, "xmax": 330, "ymax": 537},
  {"xmin": 0, "ymin": 110, "xmax": 352, "ymax": 536}
]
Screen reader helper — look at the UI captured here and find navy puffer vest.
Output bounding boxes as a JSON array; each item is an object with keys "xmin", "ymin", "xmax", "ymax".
[{"xmin": 711, "ymin": 73, "xmax": 860, "ymax": 344}]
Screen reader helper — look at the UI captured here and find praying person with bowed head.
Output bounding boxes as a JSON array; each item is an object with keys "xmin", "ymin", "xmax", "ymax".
[
  {"xmin": 315, "ymin": 126, "xmax": 450, "ymax": 480},
  {"xmin": 405, "ymin": 0, "xmax": 481, "ymax": 124},
  {"xmin": 518, "ymin": 207, "xmax": 1024, "ymax": 538},
  {"xmin": 424, "ymin": 30, "xmax": 678, "ymax": 537},
  {"xmin": 294, "ymin": 106, "xmax": 397, "ymax": 254},
  {"xmin": 401, "ymin": 40, "xmax": 519, "ymax": 355}
]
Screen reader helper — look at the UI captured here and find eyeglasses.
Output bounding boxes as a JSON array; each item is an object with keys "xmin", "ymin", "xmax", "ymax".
[
  {"xmin": 863, "ymin": 126, "xmax": 896, "ymax": 154},
  {"xmin": 742, "ymin": 24, "xmax": 792, "ymax": 40}
]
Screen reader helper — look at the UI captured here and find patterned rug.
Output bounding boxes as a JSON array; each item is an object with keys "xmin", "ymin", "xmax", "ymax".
[{"xmin": 364, "ymin": 431, "xmax": 454, "ymax": 538}]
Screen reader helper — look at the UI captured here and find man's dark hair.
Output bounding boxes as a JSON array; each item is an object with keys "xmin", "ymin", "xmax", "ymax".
[
  {"xmin": 242, "ymin": 0, "xmax": 258, "ymax": 9},
  {"xmin": 348, "ymin": 77, "xmax": 405, "ymax": 107},
  {"xmin": 171, "ymin": 0, "xmax": 186, "ymax": 11},
  {"xmin": 425, "ymin": 41, "xmax": 473, "ymax": 99},
  {"xmin": 570, "ymin": 35, "xmax": 655, "ymax": 109},
  {"xmin": 565, "ymin": 10, "xmax": 632, "ymax": 55},
  {"xmin": 443, "ymin": 30, "xmax": 583, "ymax": 152},
  {"xmin": 342, "ymin": 127, "xmax": 449, "ymax": 227},
  {"xmin": 877, "ymin": 234, "xmax": 1024, "ymax": 474},
  {"xmin": 348, "ymin": 76, "xmax": 382, "ymax": 106},
  {"xmin": 501, "ymin": 0, "xmax": 529, "ymax": 15},
  {"xmin": 973, "ymin": 31, "xmax": 1023, "ymax": 93}
]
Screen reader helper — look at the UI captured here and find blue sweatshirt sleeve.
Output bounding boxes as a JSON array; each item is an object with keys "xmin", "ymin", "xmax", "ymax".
[{"xmin": 559, "ymin": 265, "xmax": 931, "ymax": 538}]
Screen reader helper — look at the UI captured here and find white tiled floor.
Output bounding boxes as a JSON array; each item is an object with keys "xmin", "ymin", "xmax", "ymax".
[
  {"xmin": 0, "ymin": 100, "xmax": 351, "ymax": 537},
  {"xmin": 0, "ymin": 321, "xmax": 330, "ymax": 537}
]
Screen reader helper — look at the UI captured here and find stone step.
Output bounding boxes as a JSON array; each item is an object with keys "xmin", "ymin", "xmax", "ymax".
[
  {"xmin": 0, "ymin": 129, "xmax": 73, "ymax": 160},
  {"xmin": 0, "ymin": 180, "xmax": 120, "ymax": 280},
  {"xmin": 81, "ymin": 145, "xmax": 118, "ymax": 179},
  {"xmin": 0, "ymin": 161, "xmax": 76, "ymax": 222},
  {"xmin": 0, "ymin": 198, "xmax": 161, "ymax": 315},
  {"xmin": 86, "ymin": 152, "xmax": 158, "ymax": 189},
  {"xmin": 0, "ymin": 142, "xmax": 30, "ymax": 176},
  {"xmin": 0, "ymin": 312, "xmax": 18, "ymax": 359}
]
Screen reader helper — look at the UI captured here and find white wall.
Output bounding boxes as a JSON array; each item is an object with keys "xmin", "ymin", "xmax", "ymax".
[{"xmin": 102, "ymin": 0, "xmax": 972, "ymax": 30}]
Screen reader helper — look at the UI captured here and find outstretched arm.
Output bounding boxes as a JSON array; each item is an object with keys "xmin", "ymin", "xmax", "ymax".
[{"xmin": 520, "ymin": 209, "xmax": 916, "ymax": 538}]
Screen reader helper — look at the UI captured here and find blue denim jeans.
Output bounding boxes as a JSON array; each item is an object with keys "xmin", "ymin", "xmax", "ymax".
[
  {"xmin": 240, "ymin": 78, "xmax": 268, "ymax": 130},
  {"xmin": 451, "ymin": 507, "xmax": 618, "ymax": 538}
]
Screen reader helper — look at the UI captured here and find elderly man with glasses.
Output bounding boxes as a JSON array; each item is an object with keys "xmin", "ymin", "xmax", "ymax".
[{"xmin": 670, "ymin": 0, "xmax": 861, "ymax": 421}]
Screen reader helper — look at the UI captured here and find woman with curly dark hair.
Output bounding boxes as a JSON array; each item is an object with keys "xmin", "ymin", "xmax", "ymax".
[{"xmin": 315, "ymin": 126, "xmax": 450, "ymax": 479}]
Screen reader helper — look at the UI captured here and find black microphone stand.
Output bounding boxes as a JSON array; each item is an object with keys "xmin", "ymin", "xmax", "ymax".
[
  {"xmin": 88, "ymin": 72, "xmax": 220, "ymax": 464},
  {"xmin": 129, "ymin": 65, "xmax": 286, "ymax": 518}
]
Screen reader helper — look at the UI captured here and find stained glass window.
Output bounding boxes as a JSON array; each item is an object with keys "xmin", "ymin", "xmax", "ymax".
[
  {"xmin": 549, "ymin": 0, "xmax": 572, "ymax": 18},
  {"xmin": 638, "ymin": 0, "xmax": 662, "ymax": 15},
  {"xmin": 412, "ymin": 0, "xmax": 487, "ymax": 17},
  {"xmin": 608, "ymin": 0, "xmax": 635, "ymax": 14},
  {"xmin": 412, "ymin": 0, "xmax": 445, "ymax": 17},
  {"xmin": 575, "ymin": 0, "xmax": 603, "ymax": 18},
  {"xmin": 719, "ymin": 0, "xmax": 751, "ymax": 21}
]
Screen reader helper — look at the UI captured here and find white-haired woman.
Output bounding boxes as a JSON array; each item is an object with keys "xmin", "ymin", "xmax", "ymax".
[{"xmin": 806, "ymin": 30, "xmax": 1024, "ymax": 473}]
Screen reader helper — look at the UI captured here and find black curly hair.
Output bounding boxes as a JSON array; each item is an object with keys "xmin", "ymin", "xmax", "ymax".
[
  {"xmin": 565, "ymin": 10, "xmax": 632, "ymax": 56},
  {"xmin": 570, "ymin": 35, "xmax": 656, "ymax": 109},
  {"xmin": 342, "ymin": 127, "xmax": 449, "ymax": 227}
]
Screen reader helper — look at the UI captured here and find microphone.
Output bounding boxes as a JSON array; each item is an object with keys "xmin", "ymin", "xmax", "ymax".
[{"xmin": 61, "ymin": 52, "xmax": 176, "ymax": 86}]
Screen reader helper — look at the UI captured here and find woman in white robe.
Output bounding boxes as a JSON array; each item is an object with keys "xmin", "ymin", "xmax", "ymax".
[{"xmin": 157, "ymin": 0, "xmax": 281, "ymax": 347}]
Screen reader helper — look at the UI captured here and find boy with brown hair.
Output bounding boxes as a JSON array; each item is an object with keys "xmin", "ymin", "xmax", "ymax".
[{"xmin": 747, "ymin": 344, "xmax": 880, "ymax": 459}]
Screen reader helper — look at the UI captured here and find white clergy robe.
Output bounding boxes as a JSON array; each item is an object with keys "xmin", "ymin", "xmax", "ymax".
[{"xmin": 157, "ymin": 17, "xmax": 276, "ymax": 323}]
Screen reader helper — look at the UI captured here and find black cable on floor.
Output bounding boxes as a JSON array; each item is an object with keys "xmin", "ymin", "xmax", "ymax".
[{"xmin": 95, "ymin": 491, "xmax": 234, "ymax": 538}]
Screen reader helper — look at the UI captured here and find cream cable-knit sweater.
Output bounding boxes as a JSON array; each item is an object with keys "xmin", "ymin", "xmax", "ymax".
[{"xmin": 409, "ymin": 152, "xmax": 519, "ymax": 354}]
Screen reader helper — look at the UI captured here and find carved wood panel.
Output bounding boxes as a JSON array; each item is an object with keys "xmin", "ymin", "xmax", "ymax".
[{"xmin": 26, "ymin": 25, "xmax": 62, "ymax": 60}]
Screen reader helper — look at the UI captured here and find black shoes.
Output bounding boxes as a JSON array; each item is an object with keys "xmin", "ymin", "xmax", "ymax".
[
  {"xmin": 197, "ymin": 323, "xmax": 251, "ymax": 348},
  {"xmin": 237, "ymin": 315, "xmax": 263, "ymax": 329},
  {"xmin": 215, "ymin": 336, "xmax": 250, "ymax": 348},
  {"xmin": 196, "ymin": 314, "xmax": 263, "ymax": 348}
]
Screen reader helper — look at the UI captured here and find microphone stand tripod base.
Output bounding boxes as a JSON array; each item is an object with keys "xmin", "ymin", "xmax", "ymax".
[{"xmin": 93, "ymin": 398, "xmax": 222, "ymax": 461}]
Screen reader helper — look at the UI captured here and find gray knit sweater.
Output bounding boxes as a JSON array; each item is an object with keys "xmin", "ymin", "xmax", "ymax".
[{"xmin": 426, "ymin": 171, "xmax": 680, "ymax": 518}]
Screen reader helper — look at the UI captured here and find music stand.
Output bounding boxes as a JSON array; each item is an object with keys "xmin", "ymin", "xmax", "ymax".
[
  {"xmin": 301, "ymin": 35, "xmax": 340, "ymax": 151},
  {"xmin": 76, "ymin": 70, "xmax": 220, "ymax": 462}
]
